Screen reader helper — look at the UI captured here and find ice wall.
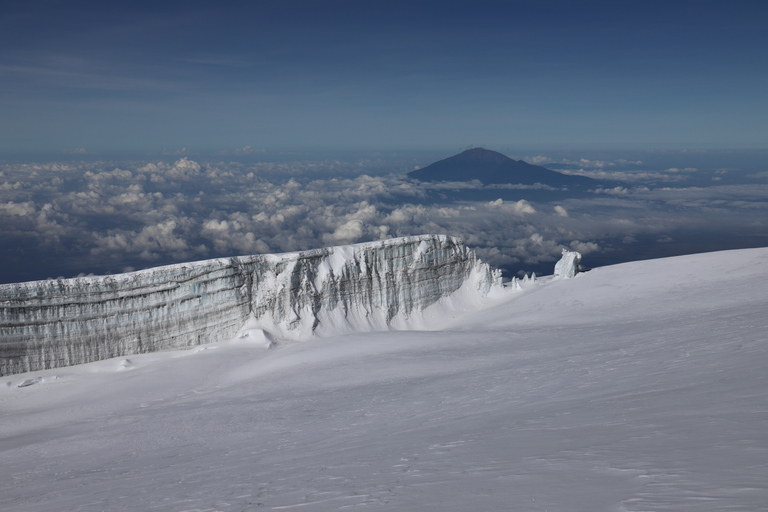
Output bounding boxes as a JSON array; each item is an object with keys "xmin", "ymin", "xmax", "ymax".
[
  {"xmin": 0, "ymin": 235, "xmax": 502, "ymax": 376},
  {"xmin": 554, "ymin": 249, "xmax": 582, "ymax": 278}
]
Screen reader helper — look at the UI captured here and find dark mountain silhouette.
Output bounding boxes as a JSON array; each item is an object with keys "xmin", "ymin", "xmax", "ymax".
[{"xmin": 409, "ymin": 148, "xmax": 596, "ymax": 189}]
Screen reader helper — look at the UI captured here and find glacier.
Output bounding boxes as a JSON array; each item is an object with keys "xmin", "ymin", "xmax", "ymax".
[
  {"xmin": 554, "ymin": 248, "xmax": 582, "ymax": 278},
  {"xmin": 0, "ymin": 235, "xmax": 503, "ymax": 376}
]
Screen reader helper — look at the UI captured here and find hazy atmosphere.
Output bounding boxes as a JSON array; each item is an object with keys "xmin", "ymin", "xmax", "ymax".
[
  {"xmin": 2, "ymin": 0, "xmax": 766, "ymax": 154},
  {"xmin": 1, "ymin": 0, "xmax": 766, "ymax": 280},
  {"xmin": 0, "ymin": 1, "xmax": 768, "ymax": 282}
]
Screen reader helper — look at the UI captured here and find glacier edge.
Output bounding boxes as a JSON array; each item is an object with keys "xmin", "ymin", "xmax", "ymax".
[{"xmin": 0, "ymin": 235, "xmax": 503, "ymax": 376}]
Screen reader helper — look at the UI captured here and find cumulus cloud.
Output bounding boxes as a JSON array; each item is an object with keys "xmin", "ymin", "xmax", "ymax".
[
  {"xmin": 487, "ymin": 198, "xmax": 536, "ymax": 214},
  {"xmin": 323, "ymin": 219, "xmax": 364, "ymax": 245},
  {"xmin": 0, "ymin": 153, "xmax": 766, "ymax": 283},
  {"xmin": 524, "ymin": 155, "xmax": 552, "ymax": 165},
  {"xmin": 236, "ymin": 145, "xmax": 265, "ymax": 154},
  {"xmin": 569, "ymin": 240, "xmax": 599, "ymax": 254},
  {"xmin": 0, "ymin": 201, "xmax": 36, "ymax": 216},
  {"xmin": 595, "ymin": 186, "xmax": 629, "ymax": 195},
  {"xmin": 92, "ymin": 220, "xmax": 204, "ymax": 261}
]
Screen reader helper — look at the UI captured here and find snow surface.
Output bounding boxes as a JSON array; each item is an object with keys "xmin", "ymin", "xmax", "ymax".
[{"xmin": 1, "ymin": 247, "xmax": 767, "ymax": 511}]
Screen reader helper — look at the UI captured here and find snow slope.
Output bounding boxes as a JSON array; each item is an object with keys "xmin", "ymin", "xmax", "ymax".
[{"xmin": 1, "ymin": 248, "xmax": 767, "ymax": 511}]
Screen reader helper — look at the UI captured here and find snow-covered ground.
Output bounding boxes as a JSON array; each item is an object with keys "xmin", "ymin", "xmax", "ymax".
[{"xmin": 2, "ymin": 248, "xmax": 767, "ymax": 511}]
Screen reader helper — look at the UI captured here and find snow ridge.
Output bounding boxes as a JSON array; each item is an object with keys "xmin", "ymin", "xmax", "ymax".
[{"xmin": 0, "ymin": 235, "xmax": 502, "ymax": 376}]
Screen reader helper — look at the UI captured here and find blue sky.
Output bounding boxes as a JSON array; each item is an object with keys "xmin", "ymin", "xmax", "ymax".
[{"xmin": 1, "ymin": 0, "xmax": 767, "ymax": 155}]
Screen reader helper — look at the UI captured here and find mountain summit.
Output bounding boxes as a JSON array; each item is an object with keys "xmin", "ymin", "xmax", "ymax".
[{"xmin": 409, "ymin": 148, "xmax": 595, "ymax": 188}]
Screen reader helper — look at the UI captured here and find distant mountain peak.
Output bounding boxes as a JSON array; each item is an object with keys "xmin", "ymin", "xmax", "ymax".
[
  {"xmin": 455, "ymin": 147, "xmax": 510, "ymax": 163},
  {"xmin": 408, "ymin": 148, "xmax": 595, "ymax": 188}
]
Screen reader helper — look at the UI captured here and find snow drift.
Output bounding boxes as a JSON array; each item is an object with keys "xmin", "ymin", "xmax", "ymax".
[{"xmin": 0, "ymin": 235, "xmax": 502, "ymax": 376}]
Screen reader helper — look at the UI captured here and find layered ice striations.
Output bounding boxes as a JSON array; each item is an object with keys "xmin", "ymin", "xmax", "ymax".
[
  {"xmin": 0, "ymin": 235, "xmax": 502, "ymax": 376},
  {"xmin": 0, "ymin": 259, "xmax": 249, "ymax": 376}
]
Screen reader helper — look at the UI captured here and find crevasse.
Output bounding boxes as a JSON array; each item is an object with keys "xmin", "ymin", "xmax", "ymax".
[{"xmin": 0, "ymin": 235, "xmax": 502, "ymax": 376}]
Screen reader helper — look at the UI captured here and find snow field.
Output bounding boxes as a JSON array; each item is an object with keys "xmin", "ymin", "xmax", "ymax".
[{"xmin": 1, "ymin": 248, "xmax": 767, "ymax": 511}]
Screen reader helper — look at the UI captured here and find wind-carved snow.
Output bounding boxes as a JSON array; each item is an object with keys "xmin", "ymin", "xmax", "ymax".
[
  {"xmin": 554, "ymin": 249, "xmax": 582, "ymax": 278},
  {"xmin": 0, "ymin": 235, "xmax": 503, "ymax": 376},
  {"xmin": 2, "ymin": 247, "xmax": 767, "ymax": 511}
]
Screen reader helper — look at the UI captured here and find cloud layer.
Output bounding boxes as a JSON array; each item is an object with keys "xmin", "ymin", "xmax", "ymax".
[{"xmin": 1, "ymin": 154, "xmax": 766, "ymax": 283}]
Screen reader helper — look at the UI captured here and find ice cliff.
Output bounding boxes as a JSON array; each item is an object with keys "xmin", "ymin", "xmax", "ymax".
[
  {"xmin": 0, "ymin": 235, "xmax": 502, "ymax": 376},
  {"xmin": 554, "ymin": 249, "xmax": 582, "ymax": 278}
]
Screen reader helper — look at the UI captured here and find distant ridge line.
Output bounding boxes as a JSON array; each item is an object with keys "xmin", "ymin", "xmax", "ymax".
[{"xmin": 409, "ymin": 147, "xmax": 595, "ymax": 188}]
